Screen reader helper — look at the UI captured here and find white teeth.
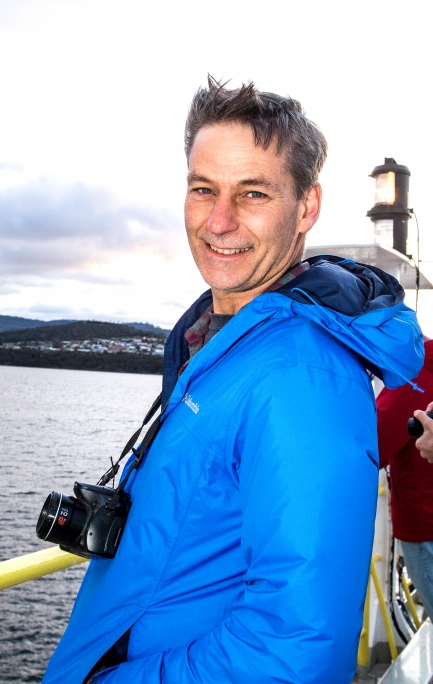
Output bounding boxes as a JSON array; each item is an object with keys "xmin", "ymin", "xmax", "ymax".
[{"xmin": 209, "ymin": 245, "xmax": 249, "ymax": 255}]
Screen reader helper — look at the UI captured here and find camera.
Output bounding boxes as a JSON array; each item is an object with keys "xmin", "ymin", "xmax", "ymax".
[
  {"xmin": 36, "ymin": 481, "xmax": 131, "ymax": 559},
  {"xmin": 407, "ymin": 411, "xmax": 433, "ymax": 439},
  {"xmin": 36, "ymin": 390, "xmax": 162, "ymax": 559}
]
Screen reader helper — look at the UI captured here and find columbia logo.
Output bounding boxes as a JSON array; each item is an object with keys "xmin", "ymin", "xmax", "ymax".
[{"xmin": 182, "ymin": 392, "xmax": 200, "ymax": 414}]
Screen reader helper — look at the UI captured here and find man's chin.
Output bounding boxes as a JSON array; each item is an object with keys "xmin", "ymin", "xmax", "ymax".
[{"xmin": 203, "ymin": 275, "xmax": 252, "ymax": 295}]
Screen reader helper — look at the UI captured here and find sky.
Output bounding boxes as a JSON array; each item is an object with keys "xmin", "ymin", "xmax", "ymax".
[{"xmin": 1, "ymin": 0, "xmax": 433, "ymax": 332}]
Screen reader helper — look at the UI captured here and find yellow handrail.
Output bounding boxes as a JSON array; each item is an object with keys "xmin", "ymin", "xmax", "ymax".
[
  {"xmin": 401, "ymin": 573, "xmax": 421, "ymax": 630},
  {"xmin": 0, "ymin": 546, "xmax": 87, "ymax": 590},
  {"xmin": 370, "ymin": 553, "xmax": 398, "ymax": 661},
  {"xmin": 357, "ymin": 575, "xmax": 371, "ymax": 667},
  {"xmin": 357, "ymin": 482, "xmax": 389, "ymax": 668}
]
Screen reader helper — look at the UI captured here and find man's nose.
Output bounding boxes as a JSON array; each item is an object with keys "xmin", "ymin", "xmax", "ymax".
[{"xmin": 207, "ymin": 194, "xmax": 238, "ymax": 235}]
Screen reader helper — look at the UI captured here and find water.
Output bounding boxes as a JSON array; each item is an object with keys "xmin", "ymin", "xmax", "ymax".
[{"xmin": 0, "ymin": 365, "xmax": 162, "ymax": 683}]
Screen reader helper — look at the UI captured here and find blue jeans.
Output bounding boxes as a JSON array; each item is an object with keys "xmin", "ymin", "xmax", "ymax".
[{"xmin": 401, "ymin": 540, "xmax": 433, "ymax": 622}]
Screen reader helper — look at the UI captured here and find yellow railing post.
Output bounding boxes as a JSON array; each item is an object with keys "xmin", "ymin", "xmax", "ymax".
[
  {"xmin": 401, "ymin": 573, "xmax": 421, "ymax": 630},
  {"xmin": 357, "ymin": 574, "xmax": 371, "ymax": 668},
  {"xmin": 370, "ymin": 554, "xmax": 398, "ymax": 661},
  {"xmin": 357, "ymin": 482, "xmax": 388, "ymax": 670},
  {"xmin": 0, "ymin": 546, "xmax": 87, "ymax": 590}
]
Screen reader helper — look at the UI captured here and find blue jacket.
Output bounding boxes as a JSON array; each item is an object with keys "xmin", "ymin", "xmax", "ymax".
[{"xmin": 43, "ymin": 257, "xmax": 424, "ymax": 684}]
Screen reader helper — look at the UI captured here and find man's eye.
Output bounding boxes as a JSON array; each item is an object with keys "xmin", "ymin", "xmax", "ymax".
[
  {"xmin": 196, "ymin": 188, "xmax": 213, "ymax": 195},
  {"xmin": 247, "ymin": 191, "xmax": 265, "ymax": 199}
]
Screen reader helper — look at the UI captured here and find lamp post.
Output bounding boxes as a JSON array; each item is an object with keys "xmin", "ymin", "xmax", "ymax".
[
  {"xmin": 305, "ymin": 155, "xmax": 432, "ymax": 289},
  {"xmin": 366, "ymin": 157, "xmax": 411, "ymax": 256}
]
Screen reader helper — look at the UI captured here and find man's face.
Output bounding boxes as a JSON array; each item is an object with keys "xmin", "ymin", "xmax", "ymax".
[{"xmin": 184, "ymin": 122, "xmax": 321, "ymax": 314}]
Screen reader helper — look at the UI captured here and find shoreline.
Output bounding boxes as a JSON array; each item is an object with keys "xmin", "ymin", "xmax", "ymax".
[{"xmin": 0, "ymin": 348, "xmax": 163, "ymax": 375}]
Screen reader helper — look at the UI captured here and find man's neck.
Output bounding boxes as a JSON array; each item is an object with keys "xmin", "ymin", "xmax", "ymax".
[
  {"xmin": 212, "ymin": 260, "xmax": 306, "ymax": 315},
  {"xmin": 212, "ymin": 276, "xmax": 284, "ymax": 315}
]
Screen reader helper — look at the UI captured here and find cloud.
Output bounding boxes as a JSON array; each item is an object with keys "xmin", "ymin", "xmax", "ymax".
[
  {"xmin": 0, "ymin": 162, "xmax": 23, "ymax": 171},
  {"xmin": 0, "ymin": 179, "xmax": 184, "ymax": 278},
  {"xmin": 162, "ymin": 300, "xmax": 190, "ymax": 309},
  {"xmin": 0, "ymin": 281, "xmax": 21, "ymax": 295},
  {"xmin": 27, "ymin": 303, "xmax": 77, "ymax": 315}
]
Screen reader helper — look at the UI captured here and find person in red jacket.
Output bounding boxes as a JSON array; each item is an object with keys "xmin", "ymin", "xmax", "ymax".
[{"xmin": 377, "ymin": 339, "xmax": 433, "ymax": 620}]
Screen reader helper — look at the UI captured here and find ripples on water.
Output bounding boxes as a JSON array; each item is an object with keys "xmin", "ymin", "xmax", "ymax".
[{"xmin": 0, "ymin": 366, "xmax": 162, "ymax": 683}]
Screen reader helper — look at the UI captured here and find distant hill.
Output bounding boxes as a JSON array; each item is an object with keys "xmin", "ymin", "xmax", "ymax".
[
  {"xmin": 0, "ymin": 315, "xmax": 170, "ymax": 336},
  {"xmin": 123, "ymin": 321, "xmax": 170, "ymax": 335},
  {"xmin": 0, "ymin": 320, "xmax": 167, "ymax": 344},
  {"xmin": 0, "ymin": 315, "xmax": 77, "ymax": 333}
]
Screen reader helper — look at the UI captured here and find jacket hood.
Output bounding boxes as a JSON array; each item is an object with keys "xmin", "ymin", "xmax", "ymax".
[
  {"xmin": 281, "ymin": 255, "xmax": 406, "ymax": 315},
  {"xmin": 163, "ymin": 255, "xmax": 424, "ymax": 406}
]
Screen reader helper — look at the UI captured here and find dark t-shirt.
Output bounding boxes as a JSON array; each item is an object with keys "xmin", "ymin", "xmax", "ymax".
[{"xmin": 204, "ymin": 313, "xmax": 234, "ymax": 344}]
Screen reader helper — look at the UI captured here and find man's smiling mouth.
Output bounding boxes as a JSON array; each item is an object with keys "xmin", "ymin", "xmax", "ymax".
[{"xmin": 209, "ymin": 244, "xmax": 250, "ymax": 255}]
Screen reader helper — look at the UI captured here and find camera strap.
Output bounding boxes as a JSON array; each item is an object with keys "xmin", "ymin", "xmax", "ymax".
[
  {"xmin": 97, "ymin": 392, "xmax": 163, "ymax": 493},
  {"xmin": 105, "ymin": 411, "xmax": 163, "ymax": 511}
]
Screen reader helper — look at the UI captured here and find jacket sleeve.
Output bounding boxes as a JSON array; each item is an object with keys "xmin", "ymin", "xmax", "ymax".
[
  {"xmin": 376, "ymin": 366, "xmax": 430, "ymax": 469},
  {"xmin": 93, "ymin": 365, "xmax": 379, "ymax": 684}
]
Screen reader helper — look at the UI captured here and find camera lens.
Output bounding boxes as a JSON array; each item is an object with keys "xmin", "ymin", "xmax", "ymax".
[
  {"xmin": 407, "ymin": 411, "xmax": 433, "ymax": 439},
  {"xmin": 407, "ymin": 417, "xmax": 423, "ymax": 439},
  {"xmin": 36, "ymin": 491, "xmax": 87, "ymax": 545}
]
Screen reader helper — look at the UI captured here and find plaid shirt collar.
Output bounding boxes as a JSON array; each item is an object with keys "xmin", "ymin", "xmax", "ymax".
[{"xmin": 182, "ymin": 261, "xmax": 310, "ymax": 370}]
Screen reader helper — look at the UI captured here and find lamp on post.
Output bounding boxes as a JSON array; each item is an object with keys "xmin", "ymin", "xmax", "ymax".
[
  {"xmin": 366, "ymin": 158, "xmax": 411, "ymax": 256},
  {"xmin": 305, "ymin": 156, "xmax": 431, "ymax": 290}
]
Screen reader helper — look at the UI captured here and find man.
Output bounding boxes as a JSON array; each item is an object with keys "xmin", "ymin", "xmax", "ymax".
[
  {"xmin": 43, "ymin": 78, "xmax": 423, "ymax": 684},
  {"xmin": 377, "ymin": 341, "xmax": 433, "ymax": 621}
]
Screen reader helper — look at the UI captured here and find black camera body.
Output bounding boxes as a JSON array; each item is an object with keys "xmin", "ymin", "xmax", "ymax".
[
  {"xmin": 36, "ymin": 482, "xmax": 131, "ymax": 559},
  {"xmin": 407, "ymin": 411, "xmax": 433, "ymax": 439}
]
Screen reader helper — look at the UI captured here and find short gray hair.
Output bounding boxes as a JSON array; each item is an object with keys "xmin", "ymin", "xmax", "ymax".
[{"xmin": 185, "ymin": 76, "xmax": 327, "ymax": 200}]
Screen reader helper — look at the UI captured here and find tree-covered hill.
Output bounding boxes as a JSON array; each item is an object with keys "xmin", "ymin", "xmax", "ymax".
[
  {"xmin": 0, "ymin": 314, "xmax": 170, "ymax": 336},
  {"xmin": 0, "ymin": 320, "xmax": 167, "ymax": 344},
  {"xmin": 0, "ymin": 314, "xmax": 77, "ymax": 333}
]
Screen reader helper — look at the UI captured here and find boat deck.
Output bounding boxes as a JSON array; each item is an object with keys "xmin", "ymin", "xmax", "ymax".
[{"xmin": 378, "ymin": 619, "xmax": 433, "ymax": 683}]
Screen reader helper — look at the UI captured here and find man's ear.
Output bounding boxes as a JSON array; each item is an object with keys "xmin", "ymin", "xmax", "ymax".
[{"xmin": 298, "ymin": 183, "xmax": 322, "ymax": 235}]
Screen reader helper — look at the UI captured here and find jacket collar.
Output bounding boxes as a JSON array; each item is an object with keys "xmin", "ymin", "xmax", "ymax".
[{"xmin": 162, "ymin": 255, "xmax": 417, "ymax": 407}]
